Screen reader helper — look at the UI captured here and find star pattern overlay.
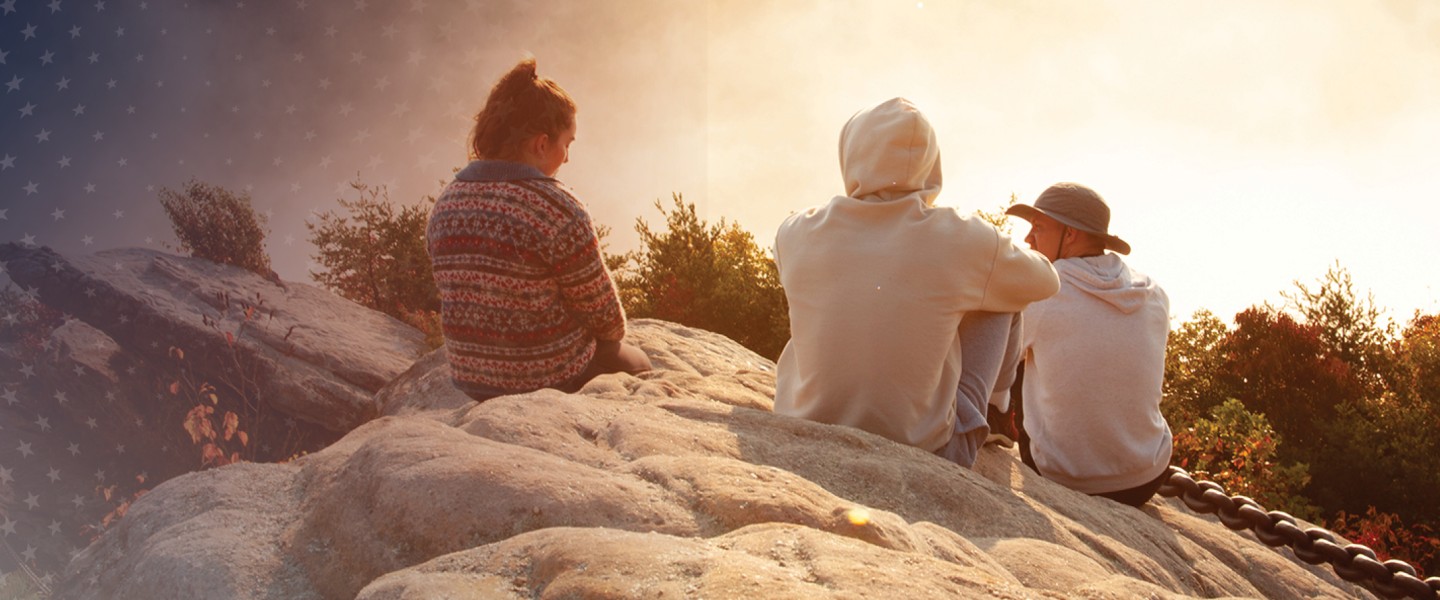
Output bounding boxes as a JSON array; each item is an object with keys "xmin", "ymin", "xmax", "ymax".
[{"xmin": 0, "ymin": 0, "xmax": 607, "ymax": 591}]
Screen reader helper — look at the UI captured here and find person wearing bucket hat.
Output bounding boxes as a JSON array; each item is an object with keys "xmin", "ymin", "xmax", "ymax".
[
  {"xmin": 771, "ymin": 98, "xmax": 1060, "ymax": 469},
  {"xmin": 1002, "ymin": 182, "xmax": 1174, "ymax": 507}
]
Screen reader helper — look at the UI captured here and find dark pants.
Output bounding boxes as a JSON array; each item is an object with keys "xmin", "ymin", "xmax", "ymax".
[{"xmin": 1011, "ymin": 363, "xmax": 1165, "ymax": 508}]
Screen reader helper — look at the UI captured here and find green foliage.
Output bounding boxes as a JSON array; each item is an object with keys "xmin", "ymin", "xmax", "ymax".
[
  {"xmin": 307, "ymin": 181, "xmax": 440, "ymax": 322},
  {"xmin": 1397, "ymin": 313, "xmax": 1440, "ymax": 411},
  {"xmin": 1282, "ymin": 262, "xmax": 1395, "ymax": 394},
  {"xmin": 1171, "ymin": 398, "xmax": 1317, "ymax": 519},
  {"xmin": 157, "ymin": 179, "xmax": 273, "ymax": 276},
  {"xmin": 1162, "ymin": 309, "xmax": 1234, "ymax": 425},
  {"xmin": 610, "ymin": 194, "xmax": 790, "ymax": 359},
  {"xmin": 974, "ymin": 193, "xmax": 1019, "ymax": 237}
]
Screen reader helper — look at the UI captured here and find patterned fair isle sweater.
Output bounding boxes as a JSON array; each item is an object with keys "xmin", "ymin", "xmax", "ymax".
[{"xmin": 426, "ymin": 160, "xmax": 627, "ymax": 400}]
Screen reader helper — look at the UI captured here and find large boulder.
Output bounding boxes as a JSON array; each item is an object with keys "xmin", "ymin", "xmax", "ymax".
[
  {"xmin": 0, "ymin": 244, "xmax": 426, "ymax": 433},
  {"xmin": 53, "ymin": 321, "xmax": 1372, "ymax": 599}
]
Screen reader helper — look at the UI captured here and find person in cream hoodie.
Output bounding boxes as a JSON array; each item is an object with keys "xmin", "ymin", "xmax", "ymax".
[
  {"xmin": 773, "ymin": 98, "xmax": 1059, "ymax": 468},
  {"xmin": 1005, "ymin": 182, "xmax": 1173, "ymax": 507}
]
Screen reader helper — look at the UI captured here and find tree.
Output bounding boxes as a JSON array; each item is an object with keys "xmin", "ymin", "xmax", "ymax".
[
  {"xmin": 157, "ymin": 179, "xmax": 272, "ymax": 276},
  {"xmin": 1220, "ymin": 306, "xmax": 1364, "ymax": 463},
  {"xmin": 611, "ymin": 194, "xmax": 790, "ymax": 359},
  {"xmin": 1163, "ymin": 309, "xmax": 1235, "ymax": 425},
  {"xmin": 1283, "ymin": 262, "xmax": 1395, "ymax": 395},
  {"xmin": 307, "ymin": 181, "xmax": 439, "ymax": 322}
]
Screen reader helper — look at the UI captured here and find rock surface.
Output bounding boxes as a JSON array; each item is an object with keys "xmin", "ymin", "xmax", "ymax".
[
  {"xmin": 53, "ymin": 319, "xmax": 1373, "ymax": 599},
  {"xmin": 1, "ymin": 247, "xmax": 1375, "ymax": 599},
  {"xmin": 0, "ymin": 244, "xmax": 426, "ymax": 432}
]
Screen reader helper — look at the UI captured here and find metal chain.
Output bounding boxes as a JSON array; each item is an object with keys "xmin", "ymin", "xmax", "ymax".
[{"xmin": 1157, "ymin": 466, "xmax": 1440, "ymax": 599}]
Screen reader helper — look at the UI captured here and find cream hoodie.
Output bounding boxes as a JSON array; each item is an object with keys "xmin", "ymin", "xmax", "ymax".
[
  {"xmin": 1020, "ymin": 254, "xmax": 1173, "ymax": 494},
  {"xmin": 773, "ymin": 98, "xmax": 1059, "ymax": 452}
]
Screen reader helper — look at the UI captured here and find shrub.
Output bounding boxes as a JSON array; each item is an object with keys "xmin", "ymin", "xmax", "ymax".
[
  {"xmin": 307, "ymin": 181, "xmax": 439, "ymax": 322},
  {"xmin": 1170, "ymin": 398, "xmax": 1317, "ymax": 519},
  {"xmin": 610, "ymin": 194, "xmax": 789, "ymax": 359},
  {"xmin": 157, "ymin": 179, "xmax": 272, "ymax": 276}
]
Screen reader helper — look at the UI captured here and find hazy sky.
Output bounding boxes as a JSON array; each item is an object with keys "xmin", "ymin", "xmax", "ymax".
[{"xmin": 3, "ymin": 0, "xmax": 1437, "ymax": 326}]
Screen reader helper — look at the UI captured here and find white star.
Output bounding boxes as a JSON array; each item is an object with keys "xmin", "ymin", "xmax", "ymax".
[
  {"xmin": 0, "ymin": 154, "xmax": 13, "ymax": 168},
  {"xmin": 19, "ymin": 234, "xmax": 35, "ymax": 247},
  {"xmin": 0, "ymin": 517, "xmax": 14, "ymax": 536},
  {"xmin": 19, "ymin": 363, "xmax": 36, "ymax": 377},
  {"xmin": 47, "ymin": 467, "xmax": 61, "ymax": 482},
  {"xmin": 317, "ymin": 77, "xmax": 331, "ymax": 90},
  {"xmin": 350, "ymin": 51, "xmax": 365, "ymax": 64},
  {"xmin": 113, "ymin": 209, "xmax": 124, "ymax": 218},
  {"xmin": 21, "ymin": 23, "xmax": 38, "ymax": 40},
  {"xmin": 4, "ymin": 75, "xmax": 21, "ymax": 92},
  {"xmin": 115, "ymin": 26, "xmax": 124, "ymax": 36},
  {"xmin": 56, "ymin": 76, "xmax": 71, "ymax": 90},
  {"xmin": 18, "ymin": 103, "xmax": 34, "ymax": 117},
  {"xmin": 17, "ymin": 440, "xmax": 35, "ymax": 457},
  {"xmin": 70, "ymin": 25, "xmax": 82, "ymax": 38},
  {"xmin": 382, "ymin": 24, "xmax": 400, "ymax": 38},
  {"xmin": 54, "ymin": 390, "xmax": 68, "ymax": 404},
  {"xmin": 94, "ymin": 0, "xmax": 104, "ymax": 10},
  {"xmin": 71, "ymin": 495, "xmax": 85, "ymax": 508},
  {"xmin": 49, "ymin": 0, "xmax": 62, "ymax": 12},
  {"xmin": 291, "ymin": 53, "xmax": 304, "ymax": 63},
  {"xmin": 85, "ymin": 417, "xmax": 97, "ymax": 429},
  {"xmin": 1, "ymin": 388, "xmax": 16, "ymax": 404},
  {"xmin": 85, "ymin": 182, "xmax": 96, "ymax": 192},
  {"xmin": 374, "ymin": 75, "xmax": 391, "ymax": 90},
  {"xmin": 20, "ymin": 545, "xmax": 37, "ymax": 561},
  {"xmin": 319, "ymin": 156, "xmax": 333, "ymax": 168},
  {"xmin": 353, "ymin": 130, "xmax": 371, "ymax": 143},
  {"xmin": 58, "ymin": 155, "xmax": 71, "ymax": 167},
  {"xmin": 0, "ymin": 466, "xmax": 12, "ymax": 485},
  {"xmin": 305, "ymin": 131, "xmax": 318, "ymax": 141},
  {"xmin": 40, "ymin": 50, "xmax": 56, "ymax": 64},
  {"xmin": 88, "ymin": 52, "xmax": 99, "ymax": 63},
  {"xmin": 35, "ymin": 416, "xmax": 50, "ymax": 431},
  {"xmin": 117, "ymin": 157, "xmax": 127, "ymax": 166},
  {"xmin": 23, "ymin": 181, "xmax": 39, "ymax": 194},
  {"xmin": 48, "ymin": 520, "xmax": 62, "ymax": 535},
  {"xmin": 72, "ymin": 104, "xmax": 85, "ymax": 116},
  {"xmin": 324, "ymin": 25, "xmax": 337, "ymax": 37},
  {"xmin": 0, "ymin": 48, "xmax": 7, "ymax": 64},
  {"xmin": 68, "ymin": 443, "xmax": 80, "ymax": 455},
  {"xmin": 92, "ymin": 131, "xmax": 104, "ymax": 141},
  {"xmin": 35, "ymin": 129, "xmax": 51, "ymax": 142},
  {"xmin": 82, "ymin": 235, "xmax": 94, "ymax": 246},
  {"xmin": 338, "ymin": 103, "xmax": 354, "ymax": 116},
  {"xmin": 51, "ymin": 208, "xmax": 66, "ymax": 221},
  {"xmin": 1, "ymin": 0, "xmax": 16, "ymax": 15},
  {"xmin": 0, "ymin": 208, "xmax": 7, "ymax": 220}
]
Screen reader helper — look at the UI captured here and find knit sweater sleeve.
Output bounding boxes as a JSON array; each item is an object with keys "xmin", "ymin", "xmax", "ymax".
[{"xmin": 549, "ymin": 203, "xmax": 627, "ymax": 342}]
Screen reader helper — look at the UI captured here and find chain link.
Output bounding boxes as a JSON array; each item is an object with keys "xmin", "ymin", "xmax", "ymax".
[{"xmin": 1158, "ymin": 466, "xmax": 1440, "ymax": 599}]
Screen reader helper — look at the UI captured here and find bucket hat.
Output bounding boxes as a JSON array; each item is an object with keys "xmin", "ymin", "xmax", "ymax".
[{"xmin": 1005, "ymin": 182, "xmax": 1130, "ymax": 255}]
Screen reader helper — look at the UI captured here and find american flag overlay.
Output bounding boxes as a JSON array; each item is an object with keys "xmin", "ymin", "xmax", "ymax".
[{"xmin": 1, "ymin": 0, "xmax": 703, "ymax": 592}]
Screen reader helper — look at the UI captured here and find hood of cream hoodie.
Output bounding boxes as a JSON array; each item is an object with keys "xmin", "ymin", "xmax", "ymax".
[
  {"xmin": 838, "ymin": 97, "xmax": 942, "ymax": 205},
  {"xmin": 1058, "ymin": 254, "xmax": 1163, "ymax": 315}
]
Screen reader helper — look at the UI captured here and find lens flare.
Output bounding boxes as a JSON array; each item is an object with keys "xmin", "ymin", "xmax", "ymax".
[{"xmin": 846, "ymin": 507, "xmax": 871, "ymax": 526}]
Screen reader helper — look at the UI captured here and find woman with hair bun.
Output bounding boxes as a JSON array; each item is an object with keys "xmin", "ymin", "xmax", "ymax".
[{"xmin": 427, "ymin": 57, "xmax": 651, "ymax": 402}]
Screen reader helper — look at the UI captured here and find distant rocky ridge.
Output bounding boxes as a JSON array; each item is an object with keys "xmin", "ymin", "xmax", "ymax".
[{"xmin": 0, "ymin": 245, "xmax": 1374, "ymax": 599}]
